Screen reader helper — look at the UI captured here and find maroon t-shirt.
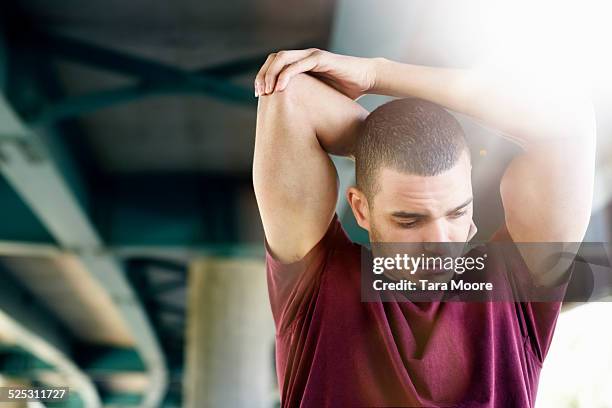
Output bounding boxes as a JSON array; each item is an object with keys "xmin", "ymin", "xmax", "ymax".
[{"xmin": 266, "ymin": 215, "xmax": 565, "ymax": 407}]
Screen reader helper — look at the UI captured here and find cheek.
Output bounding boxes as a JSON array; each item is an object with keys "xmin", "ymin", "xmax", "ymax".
[
  {"xmin": 369, "ymin": 213, "xmax": 394, "ymax": 242},
  {"xmin": 449, "ymin": 216, "xmax": 474, "ymax": 240}
]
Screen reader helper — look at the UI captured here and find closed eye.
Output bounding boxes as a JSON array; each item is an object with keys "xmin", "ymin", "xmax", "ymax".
[
  {"xmin": 448, "ymin": 210, "xmax": 467, "ymax": 219},
  {"xmin": 397, "ymin": 220, "xmax": 420, "ymax": 229}
]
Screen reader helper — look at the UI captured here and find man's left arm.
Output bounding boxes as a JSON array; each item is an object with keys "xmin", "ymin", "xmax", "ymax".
[
  {"xmin": 373, "ymin": 60, "xmax": 597, "ymax": 284},
  {"xmin": 255, "ymin": 50, "xmax": 597, "ymax": 283}
]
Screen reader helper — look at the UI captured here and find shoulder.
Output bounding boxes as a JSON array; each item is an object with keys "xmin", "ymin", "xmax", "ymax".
[{"xmin": 265, "ymin": 213, "xmax": 361, "ymax": 330}]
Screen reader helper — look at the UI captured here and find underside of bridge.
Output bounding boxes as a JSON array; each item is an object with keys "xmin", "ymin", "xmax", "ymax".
[{"xmin": 1, "ymin": 1, "xmax": 611, "ymax": 407}]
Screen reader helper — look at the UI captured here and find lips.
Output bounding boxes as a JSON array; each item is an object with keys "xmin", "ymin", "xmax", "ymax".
[
  {"xmin": 428, "ymin": 268, "xmax": 448, "ymax": 275},
  {"xmin": 416, "ymin": 266, "xmax": 449, "ymax": 275}
]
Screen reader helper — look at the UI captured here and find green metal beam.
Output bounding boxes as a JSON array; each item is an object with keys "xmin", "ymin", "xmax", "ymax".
[
  {"xmin": 0, "ymin": 268, "xmax": 72, "ymax": 359},
  {"xmin": 2, "ymin": 45, "xmax": 94, "ymax": 215},
  {"xmin": 35, "ymin": 31, "xmax": 191, "ymax": 82},
  {"xmin": 125, "ymin": 259, "xmax": 188, "ymax": 381},
  {"xmin": 101, "ymin": 392, "xmax": 142, "ymax": 406},
  {"xmin": 0, "ymin": 30, "xmax": 6, "ymax": 92},
  {"xmin": 0, "ymin": 270, "xmax": 101, "ymax": 406},
  {"xmin": 0, "ymin": 349, "xmax": 54, "ymax": 376},
  {"xmin": 16, "ymin": 32, "xmax": 322, "ymax": 124},
  {"xmin": 30, "ymin": 77, "xmax": 255, "ymax": 126},
  {"xmin": 128, "ymin": 258, "xmax": 187, "ymax": 275},
  {"xmin": 0, "ymin": 77, "xmax": 168, "ymax": 408},
  {"xmin": 0, "ymin": 94, "xmax": 30, "ymax": 139},
  {"xmin": 37, "ymin": 30, "xmax": 269, "ymax": 81},
  {"xmin": 78, "ymin": 347, "xmax": 146, "ymax": 373},
  {"xmin": 145, "ymin": 280, "xmax": 186, "ymax": 296},
  {"xmin": 12, "ymin": 31, "xmax": 258, "ymax": 124},
  {"xmin": 94, "ymin": 173, "xmax": 240, "ymax": 247},
  {"xmin": 0, "ymin": 174, "xmax": 56, "ymax": 243},
  {"xmin": 113, "ymin": 243, "xmax": 265, "ymax": 259}
]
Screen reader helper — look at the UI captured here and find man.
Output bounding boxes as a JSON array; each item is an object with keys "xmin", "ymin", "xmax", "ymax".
[{"xmin": 252, "ymin": 49, "xmax": 595, "ymax": 407}]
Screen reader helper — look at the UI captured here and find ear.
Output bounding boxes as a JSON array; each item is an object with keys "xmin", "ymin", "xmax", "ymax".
[{"xmin": 346, "ymin": 186, "xmax": 371, "ymax": 231}]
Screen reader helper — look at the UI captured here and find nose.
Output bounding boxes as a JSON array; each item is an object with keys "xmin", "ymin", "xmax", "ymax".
[{"xmin": 421, "ymin": 218, "xmax": 450, "ymax": 243}]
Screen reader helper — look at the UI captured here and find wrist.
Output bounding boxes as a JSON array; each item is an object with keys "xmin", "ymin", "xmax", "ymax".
[
  {"xmin": 368, "ymin": 57, "xmax": 391, "ymax": 95},
  {"xmin": 369, "ymin": 57, "xmax": 389, "ymax": 94}
]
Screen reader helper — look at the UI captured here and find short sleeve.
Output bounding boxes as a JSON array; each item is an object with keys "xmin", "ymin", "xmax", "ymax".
[
  {"xmin": 490, "ymin": 223, "xmax": 570, "ymax": 363},
  {"xmin": 265, "ymin": 214, "xmax": 350, "ymax": 334}
]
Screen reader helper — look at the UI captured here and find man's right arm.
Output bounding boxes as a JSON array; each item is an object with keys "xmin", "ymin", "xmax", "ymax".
[{"xmin": 253, "ymin": 73, "xmax": 367, "ymax": 263}]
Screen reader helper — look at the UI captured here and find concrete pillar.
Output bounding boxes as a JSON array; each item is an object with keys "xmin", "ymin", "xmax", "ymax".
[{"xmin": 184, "ymin": 258, "xmax": 276, "ymax": 408}]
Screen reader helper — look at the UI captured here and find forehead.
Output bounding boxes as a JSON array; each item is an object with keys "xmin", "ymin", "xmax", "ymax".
[{"xmin": 373, "ymin": 156, "xmax": 472, "ymax": 213}]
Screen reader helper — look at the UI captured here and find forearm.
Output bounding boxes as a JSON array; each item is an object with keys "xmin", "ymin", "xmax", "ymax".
[{"xmin": 372, "ymin": 58, "xmax": 595, "ymax": 148}]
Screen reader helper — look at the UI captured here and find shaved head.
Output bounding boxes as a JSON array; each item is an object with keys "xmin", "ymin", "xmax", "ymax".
[{"xmin": 355, "ymin": 98, "xmax": 469, "ymax": 200}]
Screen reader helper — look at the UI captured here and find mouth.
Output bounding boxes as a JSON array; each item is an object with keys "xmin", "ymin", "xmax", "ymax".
[
  {"xmin": 423, "ymin": 267, "xmax": 448, "ymax": 275},
  {"xmin": 413, "ymin": 267, "xmax": 455, "ymax": 284}
]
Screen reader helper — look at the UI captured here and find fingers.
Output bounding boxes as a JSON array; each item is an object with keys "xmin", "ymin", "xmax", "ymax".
[
  {"xmin": 263, "ymin": 49, "xmax": 312, "ymax": 94},
  {"xmin": 255, "ymin": 54, "xmax": 276, "ymax": 97},
  {"xmin": 275, "ymin": 53, "xmax": 320, "ymax": 92},
  {"xmin": 254, "ymin": 49, "xmax": 319, "ymax": 97}
]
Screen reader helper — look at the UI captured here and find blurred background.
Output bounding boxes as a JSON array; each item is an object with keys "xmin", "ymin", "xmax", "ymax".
[{"xmin": 0, "ymin": 0, "xmax": 611, "ymax": 407}]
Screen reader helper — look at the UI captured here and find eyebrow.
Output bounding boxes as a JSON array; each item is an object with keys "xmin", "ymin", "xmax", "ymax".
[
  {"xmin": 390, "ymin": 197, "xmax": 473, "ymax": 219},
  {"xmin": 445, "ymin": 197, "xmax": 473, "ymax": 215},
  {"xmin": 391, "ymin": 211, "xmax": 427, "ymax": 219}
]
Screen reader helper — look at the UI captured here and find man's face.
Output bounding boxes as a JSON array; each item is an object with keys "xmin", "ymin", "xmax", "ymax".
[{"xmin": 350, "ymin": 152, "xmax": 474, "ymax": 244}]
